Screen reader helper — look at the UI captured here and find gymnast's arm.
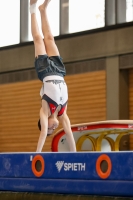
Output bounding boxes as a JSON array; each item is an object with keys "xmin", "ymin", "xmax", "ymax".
[{"xmin": 59, "ymin": 109, "xmax": 76, "ymax": 152}]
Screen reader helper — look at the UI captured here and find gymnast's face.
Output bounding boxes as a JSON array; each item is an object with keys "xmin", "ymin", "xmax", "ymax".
[{"xmin": 48, "ymin": 118, "xmax": 59, "ymax": 134}]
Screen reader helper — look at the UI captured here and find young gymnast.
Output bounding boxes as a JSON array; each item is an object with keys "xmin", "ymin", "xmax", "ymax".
[{"xmin": 30, "ymin": 0, "xmax": 76, "ymax": 152}]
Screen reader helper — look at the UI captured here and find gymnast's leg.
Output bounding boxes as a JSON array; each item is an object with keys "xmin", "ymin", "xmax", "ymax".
[
  {"xmin": 30, "ymin": 0, "xmax": 46, "ymax": 57},
  {"xmin": 39, "ymin": 0, "xmax": 60, "ymax": 56}
]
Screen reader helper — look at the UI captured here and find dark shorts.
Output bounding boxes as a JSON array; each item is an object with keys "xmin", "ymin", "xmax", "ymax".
[{"xmin": 35, "ymin": 55, "xmax": 66, "ymax": 81}]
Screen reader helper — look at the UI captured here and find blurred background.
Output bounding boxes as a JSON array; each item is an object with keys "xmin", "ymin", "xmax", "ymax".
[{"xmin": 0, "ymin": 0, "xmax": 133, "ymax": 152}]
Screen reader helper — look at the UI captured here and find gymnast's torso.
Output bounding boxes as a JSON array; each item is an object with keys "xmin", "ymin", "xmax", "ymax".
[{"xmin": 40, "ymin": 75, "xmax": 68, "ymax": 116}]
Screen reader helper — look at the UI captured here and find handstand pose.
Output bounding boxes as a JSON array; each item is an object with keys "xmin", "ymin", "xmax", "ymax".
[{"xmin": 30, "ymin": 0, "xmax": 76, "ymax": 152}]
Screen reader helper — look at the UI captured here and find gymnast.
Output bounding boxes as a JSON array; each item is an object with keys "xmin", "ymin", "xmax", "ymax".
[{"xmin": 30, "ymin": 0, "xmax": 76, "ymax": 152}]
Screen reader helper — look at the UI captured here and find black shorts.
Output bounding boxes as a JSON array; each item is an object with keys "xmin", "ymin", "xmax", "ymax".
[{"xmin": 34, "ymin": 55, "xmax": 66, "ymax": 81}]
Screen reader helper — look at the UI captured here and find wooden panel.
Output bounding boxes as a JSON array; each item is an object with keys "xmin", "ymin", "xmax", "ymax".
[
  {"xmin": 0, "ymin": 70, "xmax": 106, "ymax": 152},
  {"xmin": 0, "ymin": 80, "xmax": 43, "ymax": 152},
  {"xmin": 65, "ymin": 71, "xmax": 106, "ymax": 124}
]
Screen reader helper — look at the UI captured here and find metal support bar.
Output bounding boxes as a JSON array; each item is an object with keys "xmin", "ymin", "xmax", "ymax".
[
  {"xmin": 116, "ymin": 0, "xmax": 126, "ymax": 24},
  {"xmin": 60, "ymin": 0, "xmax": 69, "ymax": 34},
  {"xmin": 20, "ymin": 0, "xmax": 29, "ymax": 42},
  {"xmin": 105, "ymin": 0, "xmax": 116, "ymax": 26}
]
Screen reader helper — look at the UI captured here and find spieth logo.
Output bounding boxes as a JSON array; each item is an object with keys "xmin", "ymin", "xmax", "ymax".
[
  {"xmin": 55, "ymin": 161, "xmax": 64, "ymax": 172},
  {"xmin": 55, "ymin": 161, "xmax": 86, "ymax": 173}
]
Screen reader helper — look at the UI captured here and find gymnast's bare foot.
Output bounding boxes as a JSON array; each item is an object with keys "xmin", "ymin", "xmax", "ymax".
[
  {"xmin": 39, "ymin": 0, "xmax": 51, "ymax": 11},
  {"xmin": 30, "ymin": 0, "xmax": 38, "ymax": 5}
]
